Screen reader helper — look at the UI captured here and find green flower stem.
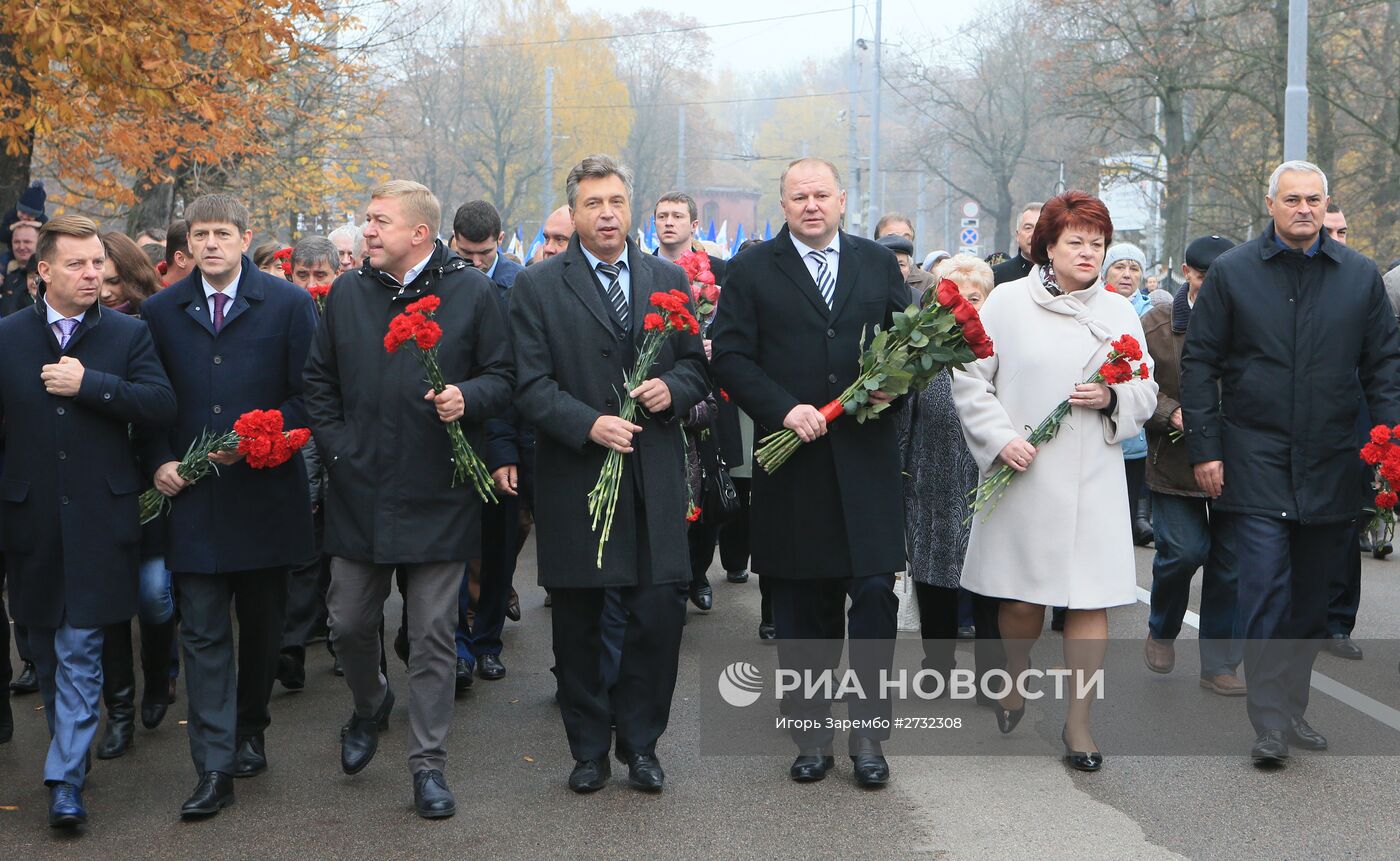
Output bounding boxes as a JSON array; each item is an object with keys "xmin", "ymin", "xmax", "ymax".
[{"xmin": 418, "ymin": 351, "xmax": 498, "ymax": 505}]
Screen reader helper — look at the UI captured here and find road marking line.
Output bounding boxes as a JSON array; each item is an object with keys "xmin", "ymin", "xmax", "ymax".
[{"xmin": 1134, "ymin": 585, "xmax": 1400, "ymax": 733}]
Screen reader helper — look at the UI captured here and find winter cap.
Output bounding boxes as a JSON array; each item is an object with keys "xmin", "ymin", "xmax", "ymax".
[
  {"xmin": 1101, "ymin": 242, "xmax": 1147, "ymax": 280},
  {"xmin": 17, "ymin": 180, "xmax": 46, "ymax": 219},
  {"xmin": 1184, "ymin": 235, "xmax": 1234, "ymax": 272},
  {"xmin": 875, "ymin": 233, "xmax": 914, "ymax": 257}
]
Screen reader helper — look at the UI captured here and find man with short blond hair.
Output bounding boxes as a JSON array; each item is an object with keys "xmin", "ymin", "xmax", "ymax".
[
  {"xmin": 0, "ymin": 214, "xmax": 175, "ymax": 827},
  {"xmin": 304, "ymin": 180, "xmax": 514, "ymax": 817}
]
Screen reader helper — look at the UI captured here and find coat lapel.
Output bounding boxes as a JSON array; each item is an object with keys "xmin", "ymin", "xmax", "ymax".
[
  {"xmin": 627, "ymin": 241, "xmax": 651, "ymax": 342},
  {"xmin": 828, "ymin": 231, "xmax": 860, "ymax": 323},
  {"xmin": 61, "ymin": 303, "xmax": 103, "ymax": 355},
  {"xmin": 217, "ymin": 258, "xmax": 263, "ymax": 334},
  {"xmin": 771, "ymin": 226, "xmax": 831, "ymax": 319},
  {"xmin": 176, "ymin": 276, "xmax": 217, "ymax": 337},
  {"xmin": 561, "ymin": 238, "xmax": 619, "ymax": 337}
]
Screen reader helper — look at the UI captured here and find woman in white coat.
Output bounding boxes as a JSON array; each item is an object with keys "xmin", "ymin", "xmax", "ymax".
[{"xmin": 951, "ymin": 191, "xmax": 1157, "ymax": 771}]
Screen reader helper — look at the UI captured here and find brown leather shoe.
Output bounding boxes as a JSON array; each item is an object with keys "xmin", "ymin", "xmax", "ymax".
[
  {"xmin": 1199, "ymin": 673, "xmax": 1247, "ymax": 696},
  {"xmin": 1145, "ymin": 636, "xmax": 1175, "ymax": 674}
]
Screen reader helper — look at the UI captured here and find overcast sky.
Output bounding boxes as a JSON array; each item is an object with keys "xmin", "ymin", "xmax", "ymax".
[{"xmin": 572, "ymin": 0, "xmax": 976, "ymax": 76}]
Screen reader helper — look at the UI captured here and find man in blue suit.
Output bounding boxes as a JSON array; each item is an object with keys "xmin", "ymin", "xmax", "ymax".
[
  {"xmin": 139, "ymin": 195, "xmax": 317, "ymax": 818},
  {"xmin": 0, "ymin": 215, "xmax": 175, "ymax": 828},
  {"xmin": 450, "ymin": 200, "xmax": 527, "ymax": 685}
]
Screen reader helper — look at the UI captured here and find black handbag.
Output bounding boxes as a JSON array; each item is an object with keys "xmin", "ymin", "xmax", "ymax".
[{"xmin": 700, "ymin": 436, "xmax": 741, "ymax": 525}]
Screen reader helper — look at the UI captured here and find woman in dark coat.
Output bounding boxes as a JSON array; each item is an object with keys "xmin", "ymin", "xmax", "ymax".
[{"xmin": 93, "ymin": 232, "xmax": 179, "ymax": 759}]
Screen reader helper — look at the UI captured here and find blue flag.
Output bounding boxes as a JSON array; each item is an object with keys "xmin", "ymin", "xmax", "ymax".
[
  {"xmin": 706, "ymin": 219, "xmax": 716, "ymax": 242},
  {"xmin": 764, "ymin": 221, "xmax": 773, "ymax": 241},
  {"xmin": 729, "ymin": 224, "xmax": 746, "ymax": 258}
]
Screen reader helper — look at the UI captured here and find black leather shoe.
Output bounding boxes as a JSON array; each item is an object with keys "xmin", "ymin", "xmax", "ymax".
[
  {"xmin": 0, "ymin": 698, "xmax": 13, "ymax": 744},
  {"xmin": 758, "ymin": 622, "xmax": 776, "ymax": 642},
  {"xmin": 689, "ymin": 580, "xmax": 713, "ymax": 612},
  {"xmin": 277, "ymin": 651, "xmax": 306, "ymax": 691},
  {"xmin": 726, "ymin": 569, "xmax": 749, "ymax": 584},
  {"xmin": 1288, "ymin": 716, "xmax": 1328, "ymax": 751},
  {"xmin": 477, "ymin": 654, "xmax": 506, "ymax": 680},
  {"xmin": 505, "ymin": 589, "xmax": 522, "ymax": 622},
  {"xmin": 10, "ymin": 661, "xmax": 38, "ymax": 694},
  {"xmin": 454, "ymin": 659, "xmax": 474, "ymax": 693},
  {"xmin": 850, "ymin": 737, "xmax": 890, "ymax": 787},
  {"xmin": 1061, "ymin": 727, "xmax": 1103, "ymax": 772},
  {"xmin": 141, "ymin": 699, "xmax": 169, "ymax": 730},
  {"xmin": 790, "ymin": 750, "xmax": 835, "ymax": 782},
  {"xmin": 996, "ymin": 700, "xmax": 1025, "ymax": 734},
  {"xmin": 393, "ymin": 626, "xmax": 410, "ymax": 667},
  {"xmin": 1327, "ymin": 634, "xmax": 1364, "ymax": 660},
  {"xmin": 413, "ymin": 769, "xmax": 457, "ymax": 818},
  {"xmin": 1132, "ymin": 518, "xmax": 1154, "ymax": 546},
  {"xmin": 332, "ymin": 652, "xmax": 344, "ymax": 676},
  {"xmin": 1251, "ymin": 729, "xmax": 1289, "ymax": 767},
  {"xmin": 568, "ymin": 758, "xmax": 611, "ymax": 793},
  {"xmin": 180, "ymin": 771, "xmax": 235, "ymax": 819},
  {"xmin": 233, "ymin": 735, "xmax": 268, "ymax": 778},
  {"xmin": 1050, "ymin": 608, "xmax": 1066, "ymax": 632},
  {"xmin": 624, "ymin": 754, "xmax": 665, "ymax": 792},
  {"xmin": 96, "ymin": 712, "xmax": 135, "ymax": 759},
  {"xmin": 341, "ymin": 687, "xmax": 394, "ymax": 775},
  {"xmin": 48, "ymin": 782, "xmax": 87, "ymax": 828},
  {"xmin": 956, "ymin": 625, "xmax": 976, "ymax": 640}
]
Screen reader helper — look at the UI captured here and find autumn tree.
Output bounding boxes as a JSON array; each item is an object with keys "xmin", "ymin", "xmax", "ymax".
[{"xmin": 1, "ymin": 0, "xmax": 330, "ymax": 225}]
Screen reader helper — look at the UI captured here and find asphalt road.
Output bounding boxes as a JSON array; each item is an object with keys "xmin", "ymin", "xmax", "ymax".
[{"xmin": 3, "ymin": 538, "xmax": 1399, "ymax": 859}]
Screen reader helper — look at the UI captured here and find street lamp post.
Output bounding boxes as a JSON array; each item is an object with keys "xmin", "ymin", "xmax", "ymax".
[{"xmin": 1283, "ymin": 0, "xmax": 1309, "ymax": 160}]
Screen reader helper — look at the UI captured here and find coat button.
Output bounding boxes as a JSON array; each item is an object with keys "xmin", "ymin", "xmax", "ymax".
[
  {"xmin": 213, "ymin": 405, "xmax": 223, "ymax": 415},
  {"xmin": 103, "ymin": 393, "xmax": 111, "ymax": 400},
  {"xmin": 828, "ymin": 374, "xmax": 838, "ymax": 384},
  {"xmin": 827, "ymin": 329, "xmax": 836, "ymax": 338},
  {"xmin": 606, "ymin": 398, "xmax": 615, "ymax": 408},
  {"xmin": 58, "ymin": 451, "xmax": 66, "ymax": 460},
  {"xmin": 61, "ymin": 496, "xmax": 70, "ymax": 505},
  {"xmin": 56, "ymin": 406, "xmax": 65, "ymax": 415},
  {"xmin": 214, "ymin": 355, "xmax": 223, "ymax": 364},
  {"xmin": 617, "ymin": 333, "xmax": 626, "ymax": 342},
  {"xmin": 602, "ymin": 349, "xmax": 610, "ymax": 358}
]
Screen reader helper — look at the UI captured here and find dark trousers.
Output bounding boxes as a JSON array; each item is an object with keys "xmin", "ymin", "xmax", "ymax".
[
  {"xmin": 770, "ymin": 573, "xmax": 898, "ymax": 749},
  {"xmin": 718, "ymin": 477, "xmax": 751, "ymax": 573},
  {"xmin": 550, "ymin": 508, "xmax": 686, "ymax": 763},
  {"xmin": 1326, "ymin": 523, "xmax": 1362, "ymax": 637},
  {"xmin": 2, "ymin": 564, "xmax": 33, "ymax": 679},
  {"xmin": 175, "ymin": 568, "xmax": 288, "ymax": 775},
  {"xmin": 460, "ymin": 492, "xmax": 523, "ymax": 661},
  {"xmin": 1232, "ymin": 515, "xmax": 1351, "ymax": 734},
  {"xmin": 914, "ymin": 582, "xmax": 959, "ymax": 675},
  {"xmin": 686, "ymin": 518, "xmax": 721, "ymax": 584},
  {"xmin": 1147, "ymin": 493, "xmax": 1243, "ymax": 676},
  {"xmin": 282, "ymin": 510, "xmax": 329, "ymax": 656}
]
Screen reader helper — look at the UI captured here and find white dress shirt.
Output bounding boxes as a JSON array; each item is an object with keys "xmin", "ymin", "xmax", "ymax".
[
  {"xmin": 202, "ymin": 270, "xmax": 240, "ymax": 323},
  {"xmin": 579, "ymin": 243, "xmax": 631, "ymax": 313}
]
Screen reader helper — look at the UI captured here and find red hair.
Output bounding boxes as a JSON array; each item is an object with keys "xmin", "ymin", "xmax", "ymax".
[{"xmin": 1029, "ymin": 191, "xmax": 1114, "ymax": 266}]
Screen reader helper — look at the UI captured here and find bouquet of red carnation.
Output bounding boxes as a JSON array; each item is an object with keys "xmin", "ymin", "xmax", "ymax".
[
  {"xmin": 307, "ymin": 283, "xmax": 331, "ymax": 314},
  {"xmin": 1360, "ymin": 424, "xmax": 1400, "ymax": 548},
  {"xmin": 587, "ymin": 289, "xmax": 700, "ymax": 567},
  {"xmin": 969, "ymin": 333, "xmax": 1150, "ymax": 518},
  {"xmin": 384, "ymin": 294, "xmax": 497, "ymax": 504},
  {"xmin": 138, "ymin": 408, "xmax": 311, "ymax": 523},
  {"xmin": 676, "ymin": 249, "xmax": 719, "ymax": 327},
  {"xmin": 754, "ymin": 278, "xmax": 995, "ymax": 473},
  {"xmin": 273, "ymin": 247, "xmax": 294, "ymax": 278}
]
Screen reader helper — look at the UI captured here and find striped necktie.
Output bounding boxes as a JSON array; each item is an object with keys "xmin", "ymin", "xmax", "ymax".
[
  {"xmin": 807, "ymin": 249, "xmax": 835, "ymax": 308},
  {"xmin": 52, "ymin": 318, "xmax": 79, "ymax": 349},
  {"xmin": 595, "ymin": 261, "xmax": 629, "ymax": 329}
]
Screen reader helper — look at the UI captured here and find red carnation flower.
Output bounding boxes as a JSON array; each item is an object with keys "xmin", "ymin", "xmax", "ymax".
[
  {"xmin": 643, "ymin": 312, "xmax": 665, "ymax": 331},
  {"xmin": 1370, "ymin": 425, "xmax": 1392, "ymax": 446},
  {"xmin": 405, "ymin": 294, "xmax": 441, "ymax": 314},
  {"xmin": 1137, "ymin": 363, "xmax": 1150, "ymax": 380},
  {"xmin": 1110, "ymin": 334, "xmax": 1143, "ymax": 362},
  {"xmin": 414, "ymin": 320, "xmax": 442, "ymax": 350},
  {"xmin": 1361, "ymin": 442, "xmax": 1386, "ymax": 465},
  {"xmin": 1378, "ymin": 491, "xmax": 1398, "ymax": 510}
]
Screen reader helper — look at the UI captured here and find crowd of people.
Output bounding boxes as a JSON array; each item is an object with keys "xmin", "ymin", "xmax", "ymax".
[{"xmin": 2, "ymin": 154, "xmax": 1399, "ymax": 833}]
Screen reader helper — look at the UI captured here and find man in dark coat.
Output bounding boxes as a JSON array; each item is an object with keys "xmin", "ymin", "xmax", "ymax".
[
  {"xmin": 1180, "ymin": 161, "xmax": 1400, "ymax": 768},
  {"xmin": 0, "ymin": 215, "xmax": 175, "ymax": 827},
  {"xmin": 140, "ymin": 194, "xmax": 317, "ymax": 818},
  {"xmin": 990, "ymin": 201, "xmax": 1042, "ymax": 285},
  {"xmin": 1141, "ymin": 235, "xmax": 1244, "ymax": 694},
  {"xmin": 450, "ymin": 199, "xmax": 528, "ymax": 684},
  {"xmin": 510, "ymin": 155, "xmax": 709, "ymax": 795},
  {"xmin": 710, "ymin": 156, "xmax": 908, "ymax": 788},
  {"xmin": 303, "ymin": 181, "xmax": 513, "ymax": 819}
]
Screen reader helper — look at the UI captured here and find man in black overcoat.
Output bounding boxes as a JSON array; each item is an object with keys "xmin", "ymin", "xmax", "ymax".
[
  {"xmin": 510, "ymin": 155, "xmax": 709, "ymax": 794},
  {"xmin": 710, "ymin": 157, "xmax": 908, "ymax": 788},
  {"xmin": 139, "ymin": 194, "xmax": 317, "ymax": 818},
  {"xmin": 1181, "ymin": 161, "xmax": 1400, "ymax": 767},
  {"xmin": 303, "ymin": 181, "xmax": 514, "ymax": 819},
  {"xmin": 0, "ymin": 215, "xmax": 175, "ymax": 827}
]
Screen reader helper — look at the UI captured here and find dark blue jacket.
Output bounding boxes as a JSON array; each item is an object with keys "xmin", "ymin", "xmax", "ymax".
[
  {"xmin": 0, "ymin": 301, "xmax": 175, "ymax": 627},
  {"xmin": 1181, "ymin": 224, "xmax": 1400, "ymax": 523},
  {"xmin": 483, "ymin": 254, "xmax": 534, "ymax": 478},
  {"xmin": 139, "ymin": 258, "xmax": 317, "ymax": 572}
]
